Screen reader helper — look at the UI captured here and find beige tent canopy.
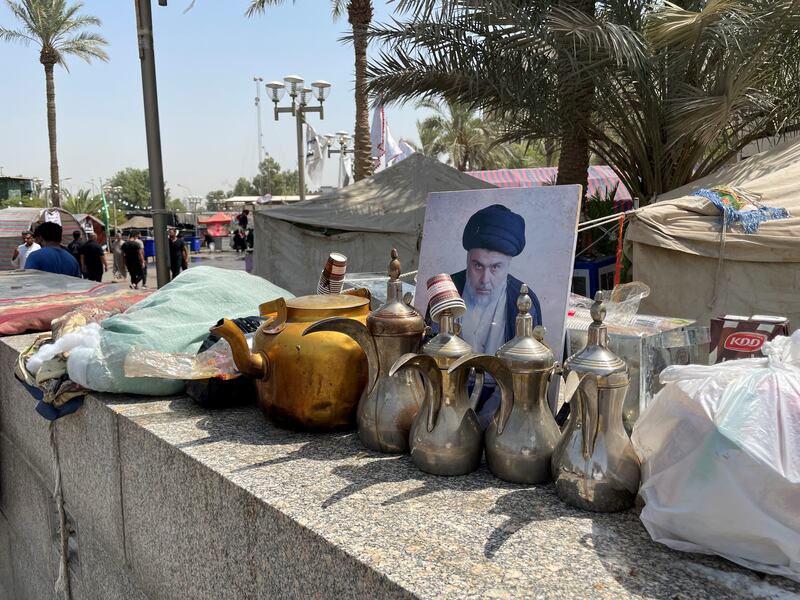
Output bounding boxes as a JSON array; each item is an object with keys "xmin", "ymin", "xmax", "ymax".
[
  {"xmin": 254, "ymin": 154, "xmax": 495, "ymax": 295},
  {"xmin": 625, "ymin": 138, "xmax": 800, "ymax": 327},
  {"xmin": 117, "ymin": 215, "xmax": 153, "ymax": 230}
]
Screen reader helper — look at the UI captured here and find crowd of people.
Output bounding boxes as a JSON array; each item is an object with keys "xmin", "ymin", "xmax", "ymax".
[{"xmin": 12, "ymin": 212, "xmax": 255, "ymax": 287}]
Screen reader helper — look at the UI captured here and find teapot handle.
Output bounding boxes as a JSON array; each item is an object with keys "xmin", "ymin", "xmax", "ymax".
[
  {"xmin": 577, "ymin": 376, "xmax": 599, "ymax": 459},
  {"xmin": 389, "ymin": 353, "xmax": 441, "ymax": 433},
  {"xmin": 447, "ymin": 354, "xmax": 513, "ymax": 434},
  {"xmin": 258, "ymin": 298, "xmax": 288, "ymax": 334}
]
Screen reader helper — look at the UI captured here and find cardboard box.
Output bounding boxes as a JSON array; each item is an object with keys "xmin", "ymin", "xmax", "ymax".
[{"xmin": 709, "ymin": 315, "xmax": 790, "ymax": 363}]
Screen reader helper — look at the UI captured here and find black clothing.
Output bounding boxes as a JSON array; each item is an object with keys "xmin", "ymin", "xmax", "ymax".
[
  {"xmin": 237, "ymin": 213, "xmax": 248, "ymax": 229},
  {"xmin": 246, "ymin": 229, "xmax": 253, "ymax": 249},
  {"xmin": 168, "ymin": 237, "xmax": 185, "ymax": 279},
  {"xmin": 67, "ymin": 238, "xmax": 83, "ymax": 260},
  {"xmin": 122, "ymin": 241, "xmax": 144, "ymax": 286},
  {"xmin": 78, "ymin": 240, "xmax": 104, "ymax": 282}
]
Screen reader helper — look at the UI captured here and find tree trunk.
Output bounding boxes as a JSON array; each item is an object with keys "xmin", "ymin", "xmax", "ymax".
[
  {"xmin": 554, "ymin": 0, "xmax": 594, "ymax": 202},
  {"xmin": 349, "ymin": 1, "xmax": 374, "ymax": 182},
  {"xmin": 44, "ymin": 62, "xmax": 61, "ymax": 207}
]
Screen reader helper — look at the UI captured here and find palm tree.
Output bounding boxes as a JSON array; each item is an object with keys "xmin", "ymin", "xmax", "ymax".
[
  {"xmin": 416, "ymin": 99, "xmax": 509, "ymax": 170},
  {"xmin": 366, "ymin": 0, "xmax": 800, "ymax": 203},
  {"xmin": 62, "ymin": 187, "xmax": 103, "ymax": 216},
  {"xmin": 247, "ymin": 0, "xmax": 374, "ymax": 182},
  {"xmin": 0, "ymin": 0, "xmax": 108, "ymax": 208}
]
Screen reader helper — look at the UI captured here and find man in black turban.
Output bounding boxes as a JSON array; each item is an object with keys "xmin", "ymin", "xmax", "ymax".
[
  {"xmin": 451, "ymin": 204, "xmax": 542, "ymax": 357},
  {"xmin": 439, "ymin": 204, "xmax": 543, "ymax": 428}
]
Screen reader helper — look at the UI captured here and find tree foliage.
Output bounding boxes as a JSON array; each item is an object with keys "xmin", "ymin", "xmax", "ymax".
[
  {"xmin": 107, "ymin": 168, "xmax": 172, "ymax": 210},
  {"xmin": 367, "ymin": 0, "xmax": 800, "ymax": 202},
  {"xmin": 1, "ymin": 0, "xmax": 108, "ymax": 206}
]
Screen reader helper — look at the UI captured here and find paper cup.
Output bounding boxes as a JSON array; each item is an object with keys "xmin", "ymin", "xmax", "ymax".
[{"xmin": 427, "ymin": 273, "xmax": 466, "ymax": 321}]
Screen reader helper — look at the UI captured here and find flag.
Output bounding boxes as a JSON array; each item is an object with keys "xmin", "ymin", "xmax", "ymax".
[
  {"xmin": 393, "ymin": 139, "xmax": 416, "ymax": 164},
  {"xmin": 341, "ymin": 152, "xmax": 353, "ymax": 187},
  {"xmin": 370, "ymin": 104, "xmax": 385, "ymax": 170},
  {"xmin": 306, "ymin": 123, "xmax": 325, "ymax": 189},
  {"xmin": 384, "ymin": 125, "xmax": 403, "ymax": 164}
]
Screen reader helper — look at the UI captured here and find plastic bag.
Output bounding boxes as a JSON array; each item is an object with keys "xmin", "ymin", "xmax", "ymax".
[
  {"xmin": 123, "ymin": 337, "xmax": 243, "ymax": 381},
  {"xmin": 632, "ymin": 332, "xmax": 800, "ymax": 581},
  {"xmin": 568, "ymin": 282, "xmax": 650, "ymax": 328}
]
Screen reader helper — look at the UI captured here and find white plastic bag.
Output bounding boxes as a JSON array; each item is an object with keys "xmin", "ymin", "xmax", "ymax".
[{"xmin": 632, "ymin": 331, "xmax": 800, "ymax": 582}]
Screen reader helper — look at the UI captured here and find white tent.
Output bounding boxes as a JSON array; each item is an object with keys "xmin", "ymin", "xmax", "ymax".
[
  {"xmin": 625, "ymin": 138, "xmax": 800, "ymax": 328},
  {"xmin": 254, "ymin": 154, "xmax": 495, "ymax": 295}
]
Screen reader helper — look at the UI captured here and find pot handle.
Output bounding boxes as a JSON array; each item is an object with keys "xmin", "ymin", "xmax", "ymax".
[
  {"xmin": 448, "ymin": 354, "xmax": 513, "ymax": 434},
  {"xmin": 258, "ymin": 298, "xmax": 288, "ymax": 334},
  {"xmin": 390, "ymin": 353, "xmax": 441, "ymax": 433}
]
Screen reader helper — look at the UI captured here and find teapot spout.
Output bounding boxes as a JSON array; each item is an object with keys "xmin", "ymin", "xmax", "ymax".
[{"xmin": 210, "ymin": 318, "xmax": 269, "ymax": 379}]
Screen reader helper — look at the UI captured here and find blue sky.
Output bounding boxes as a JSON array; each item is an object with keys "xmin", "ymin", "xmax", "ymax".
[{"xmin": 0, "ymin": 1, "xmax": 423, "ymax": 199}]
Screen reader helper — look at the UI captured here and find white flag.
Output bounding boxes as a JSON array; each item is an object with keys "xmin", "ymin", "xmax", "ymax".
[
  {"xmin": 370, "ymin": 104, "xmax": 385, "ymax": 170},
  {"xmin": 384, "ymin": 125, "xmax": 403, "ymax": 164},
  {"xmin": 341, "ymin": 151, "xmax": 353, "ymax": 187},
  {"xmin": 393, "ymin": 139, "xmax": 416, "ymax": 164},
  {"xmin": 306, "ymin": 123, "xmax": 325, "ymax": 189}
]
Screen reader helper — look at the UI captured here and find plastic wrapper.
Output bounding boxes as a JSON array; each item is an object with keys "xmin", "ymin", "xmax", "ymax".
[
  {"xmin": 568, "ymin": 281, "xmax": 650, "ymax": 326},
  {"xmin": 123, "ymin": 337, "xmax": 247, "ymax": 381},
  {"xmin": 632, "ymin": 332, "xmax": 800, "ymax": 582}
]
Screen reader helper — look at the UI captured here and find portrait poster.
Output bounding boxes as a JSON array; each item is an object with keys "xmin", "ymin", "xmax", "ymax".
[{"xmin": 414, "ymin": 186, "xmax": 581, "ymax": 360}]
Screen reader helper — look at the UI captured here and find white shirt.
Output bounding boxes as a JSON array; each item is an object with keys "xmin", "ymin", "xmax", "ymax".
[{"xmin": 12, "ymin": 242, "xmax": 40, "ymax": 269}]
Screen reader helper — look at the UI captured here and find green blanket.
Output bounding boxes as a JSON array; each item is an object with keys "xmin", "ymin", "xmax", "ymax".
[{"xmin": 73, "ymin": 266, "xmax": 292, "ymax": 396}]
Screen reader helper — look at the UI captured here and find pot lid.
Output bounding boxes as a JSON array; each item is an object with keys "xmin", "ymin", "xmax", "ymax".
[
  {"xmin": 288, "ymin": 294, "xmax": 369, "ymax": 310},
  {"xmin": 496, "ymin": 284, "xmax": 554, "ymax": 370},
  {"xmin": 423, "ymin": 310, "xmax": 473, "ymax": 359},
  {"xmin": 367, "ymin": 249, "xmax": 425, "ymax": 336},
  {"xmin": 564, "ymin": 293, "xmax": 627, "ymax": 383}
]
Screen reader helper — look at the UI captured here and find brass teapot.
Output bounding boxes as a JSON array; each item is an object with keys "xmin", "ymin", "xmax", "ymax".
[
  {"xmin": 551, "ymin": 293, "xmax": 641, "ymax": 512},
  {"xmin": 390, "ymin": 309, "xmax": 510, "ymax": 476},
  {"xmin": 211, "ymin": 290, "xmax": 370, "ymax": 431},
  {"xmin": 450, "ymin": 285, "xmax": 561, "ymax": 484},
  {"xmin": 303, "ymin": 250, "xmax": 425, "ymax": 453}
]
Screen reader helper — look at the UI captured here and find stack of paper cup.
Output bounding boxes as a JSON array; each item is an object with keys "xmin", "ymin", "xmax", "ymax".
[
  {"xmin": 317, "ymin": 252, "xmax": 348, "ymax": 294},
  {"xmin": 427, "ymin": 273, "xmax": 466, "ymax": 322}
]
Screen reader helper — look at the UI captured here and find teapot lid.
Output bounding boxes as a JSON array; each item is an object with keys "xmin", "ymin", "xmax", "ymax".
[
  {"xmin": 495, "ymin": 284, "xmax": 554, "ymax": 371},
  {"xmin": 564, "ymin": 293, "xmax": 627, "ymax": 385},
  {"xmin": 367, "ymin": 249, "xmax": 425, "ymax": 336},
  {"xmin": 423, "ymin": 309, "xmax": 473, "ymax": 359}
]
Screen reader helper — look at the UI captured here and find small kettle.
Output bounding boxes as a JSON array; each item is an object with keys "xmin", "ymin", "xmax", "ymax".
[
  {"xmin": 551, "ymin": 293, "xmax": 641, "ymax": 512},
  {"xmin": 304, "ymin": 249, "xmax": 425, "ymax": 452},
  {"xmin": 390, "ymin": 308, "xmax": 507, "ymax": 476},
  {"xmin": 449, "ymin": 284, "xmax": 560, "ymax": 484}
]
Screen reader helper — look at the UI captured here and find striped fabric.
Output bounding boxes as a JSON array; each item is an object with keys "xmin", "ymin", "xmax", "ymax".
[{"xmin": 466, "ymin": 166, "xmax": 633, "ymax": 211}]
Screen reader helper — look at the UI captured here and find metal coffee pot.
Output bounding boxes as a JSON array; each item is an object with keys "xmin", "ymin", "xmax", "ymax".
[
  {"xmin": 303, "ymin": 250, "xmax": 425, "ymax": 453},
  {"xmin": 449, "ymin": 285, "xmax": 561, "ymax": 484},
  {"xmin": 551, "ymin": 293, "xmax": 641, "ymax": 512},
  {"xmin": 390, "ymin": 309, "xmax": 510, "ymax": 476}
]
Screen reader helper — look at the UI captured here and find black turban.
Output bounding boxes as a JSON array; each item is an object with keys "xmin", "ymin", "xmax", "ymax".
[{"xmin": 462, "ymin": 204, "xmax": 526, "ymax": 257}]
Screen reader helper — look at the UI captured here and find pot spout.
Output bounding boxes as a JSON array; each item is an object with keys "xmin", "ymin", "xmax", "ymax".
[{"xmin": 210, "ymin": 318, "xmax": 269, "ymax": 379}]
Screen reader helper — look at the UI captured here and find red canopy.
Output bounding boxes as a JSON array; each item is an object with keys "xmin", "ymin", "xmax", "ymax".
[{"xmin": 197, "ymin": 212, "xmax": 232, "ymax": 225}]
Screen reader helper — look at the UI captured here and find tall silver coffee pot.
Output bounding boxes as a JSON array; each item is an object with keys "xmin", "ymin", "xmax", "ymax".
[
  {"xmin": 449, "ymin": 285, "xmax": 561, "ymax": 484},
  {"xmin": 390, "ymin": 309, "xmax": 508, "ymax": 475},
  {"xmin": 304, "ymin": 250, "xmax": 425, "ymax": 452},
  {"xmin": 551, "ymin": 293, "xmax": 640, "ymax": 512}
]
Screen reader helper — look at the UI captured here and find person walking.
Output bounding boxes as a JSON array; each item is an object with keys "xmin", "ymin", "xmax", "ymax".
[
  {"xmin": 237, "ymin": 208, "xmax": 249, "ymax": 230},
  {"xmin": 111, "ymin": 231, "xmax": 127, "ymax": 280},
  {"xmin": 67, "ymin": 230, "xmax": 83, "ymax": 262},
  {"xmin": 122, "ymin": 232, "xmax": 146, "ymax": 289},
  {"xmin": 78, "ymin": 232, "xmax": 107, "ymax": 282},
  {"xmin": 167, "ymin": 228, "xmax": 187, "ymax": 281},
  {"xmin": 11, "ymin": 230, "xmax": 40, "ymax": 269},
  {"xmin": 246, "ymin": 228, "xmax": 254, "ymax": 250},
  {"xmin": 135, "ymin": 233, "xmax": 149, "ymax": 289},
  {"xmin": 24, "ymin": 223, "xmax": 81, "ymax": 277},
  {"xmin": 204, "ymin": 232, "xmax": 215, "ymax": 253}
]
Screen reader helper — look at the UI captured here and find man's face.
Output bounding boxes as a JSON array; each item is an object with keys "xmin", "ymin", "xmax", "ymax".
[
  {"xmin": 168, "ymin": 229, "xmax": 176, "ymax": 240},
  {"xmin": 466, "ymin": 248, "xmax": 511, "ymax": 304},
  {"xmin": 22, "ymin": 233, "xmax": 33, "ymax": 246}
]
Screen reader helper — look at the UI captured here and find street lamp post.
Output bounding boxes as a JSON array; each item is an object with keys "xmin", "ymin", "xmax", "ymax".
[
  {"xmin": 325, "ymin": 131, "xmax": 355, "ymax": 188},
  {"xmin": 265, "ymin": 76, "xmax": 331, "ymax": 201},
  {"xmin": 253, "ymin": 76, "xmax": 264, "ymax": 171}
]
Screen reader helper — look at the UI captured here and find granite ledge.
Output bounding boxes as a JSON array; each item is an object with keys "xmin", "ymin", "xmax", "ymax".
[{"xmin": 3, "ymin": 334, "xmax": 800, "ymax": 600}]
